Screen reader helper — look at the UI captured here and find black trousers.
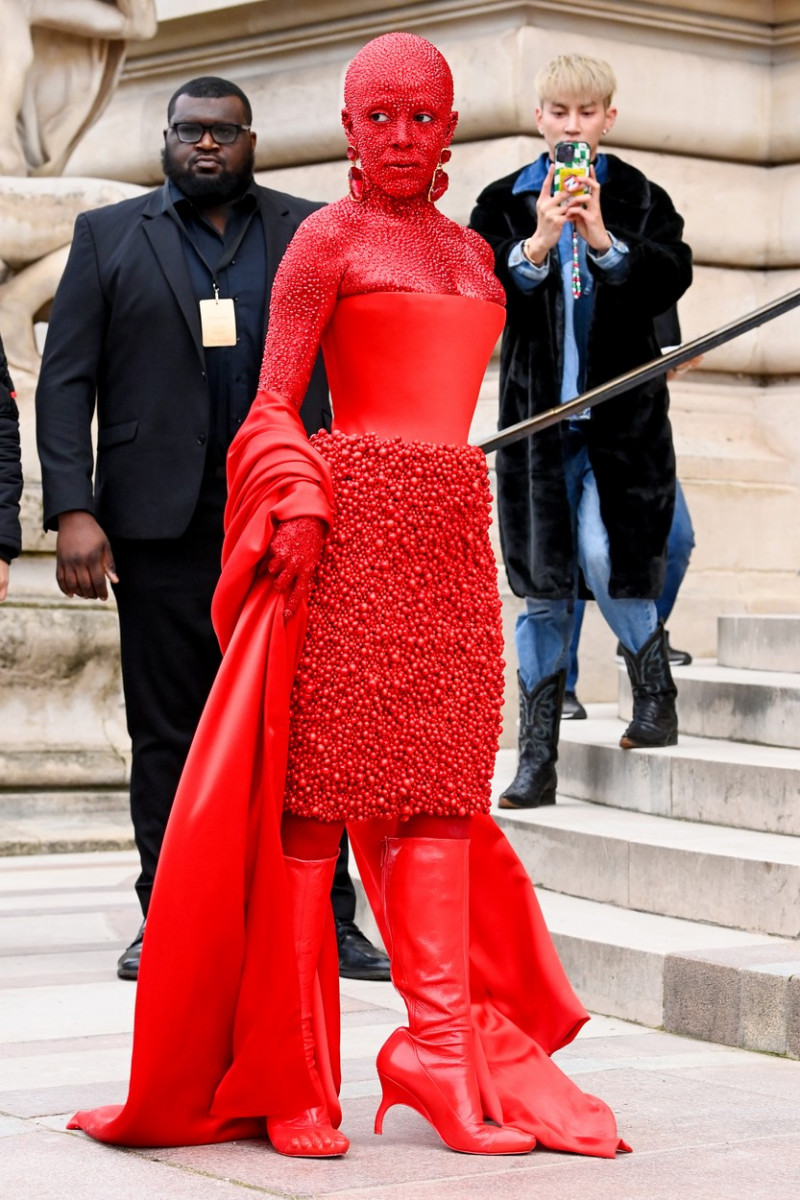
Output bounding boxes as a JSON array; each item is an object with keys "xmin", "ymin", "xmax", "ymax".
[{"xmin": 111, "ymin": 479, "xmax": 355, "ymax": 921}]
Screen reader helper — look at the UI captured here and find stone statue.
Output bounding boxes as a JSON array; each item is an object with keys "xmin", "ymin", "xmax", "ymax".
[
  {"xmin": 0, "ymin": 1, "xmax": 157, "ymax": 374},
  {"xmin": 2, "ymin": 1, "xmax": 157, "ymax": 177},
  {"xmin": 0, "ymin": 2, "xmax": 156, "ymax": 852}
]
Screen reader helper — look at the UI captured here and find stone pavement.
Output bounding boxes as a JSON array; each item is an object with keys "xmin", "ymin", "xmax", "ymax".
[{"xmin": 2, "ymin": 848, "xmax": 800, "ymax": 1200}]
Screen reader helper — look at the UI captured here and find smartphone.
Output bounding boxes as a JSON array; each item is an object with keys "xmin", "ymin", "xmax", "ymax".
[{"xmin": 554, "ymin": 141, "xmax": 591, "ymax": 198}]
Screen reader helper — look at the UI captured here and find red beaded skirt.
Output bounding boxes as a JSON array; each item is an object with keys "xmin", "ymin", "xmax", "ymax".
[{"xmin": 283, "ymin": 431, "xmax": 505, "ymax": 822}]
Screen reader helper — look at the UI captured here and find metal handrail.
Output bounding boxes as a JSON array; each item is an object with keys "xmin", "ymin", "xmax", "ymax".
[{"xmin": 477, "ymin": 285, "xmax": 800, "ymax": 455}]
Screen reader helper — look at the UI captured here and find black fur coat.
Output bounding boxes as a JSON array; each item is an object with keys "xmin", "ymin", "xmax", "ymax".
[{"xmin": 470, "ymin": 154, "xmax": 693, "ymax": 599}]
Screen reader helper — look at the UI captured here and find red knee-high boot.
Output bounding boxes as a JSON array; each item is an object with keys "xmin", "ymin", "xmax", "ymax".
[
  {"xmin": 375, "ymin": 838, "xmax": 535, "ymax": 1155},
  {"xmin": 267, "ymin": 856, "xmax": 349, "ymax": 1157}
]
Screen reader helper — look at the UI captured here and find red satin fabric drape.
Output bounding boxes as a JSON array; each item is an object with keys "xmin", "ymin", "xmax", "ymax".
[
  {"xmin": 69, "ymin": 391, "xmax": 627, "ymax": 1157},
  {"xmin": 69, "ymin": 393, "xmax": 337, "ymax": 1146}
]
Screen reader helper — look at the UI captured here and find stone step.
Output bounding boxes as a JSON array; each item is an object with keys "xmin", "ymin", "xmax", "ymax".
[
  {"xmin": 0, "ymin": 750, "xmax": 129, "ymax": 791},
  {"xmin": 354, "ymin": 871, "xmax": 800, "ymax": 1059},
  {"xmin": 0, "ymin": 810, "xmax": 134, "ymax": 857},
  {"xmin": 558, "ymin": 707, "xmax": 800, "ymax": 836},
  {"xmin": 491, "ymin": 790, "xmax": 800, "ymax": 940},
  {"xmin": 0, "ymin": 786, "xmax": 131, "ymax": 856},
  {"xmin": 538, "ymin": 892, "xmax": 800, "ymax": 1059},
  {"xmin": 619, "ymin": 661, "xmax": 800, "ymax": 749},
  {"xmin": 8, "ymin": 788, "xmax": 799, "ymax": 1059},
  {"xmin": 718, "ymin": 613, "xmax": 800, "ymax": 673},
  {"xmin": 0, "ymin": 789, "xmax": 129, "ymax": 816}
]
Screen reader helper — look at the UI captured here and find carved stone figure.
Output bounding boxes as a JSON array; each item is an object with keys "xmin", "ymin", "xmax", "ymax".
[
  {"xmin": 1, "ymin": 1, "xmax": 157, "ymax": 178},
  {"xmin": 0, "ymin": 1, "xmax": 157, "ymax": 374}
]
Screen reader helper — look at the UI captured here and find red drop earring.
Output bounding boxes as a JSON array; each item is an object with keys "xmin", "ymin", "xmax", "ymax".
[
  {"xmin": 427, "ymin": 149, "xmax": 452, "ymax": 203},
  {"xmin": 346, "ymin": 145, "xmax": 364, "ymax": 202}
]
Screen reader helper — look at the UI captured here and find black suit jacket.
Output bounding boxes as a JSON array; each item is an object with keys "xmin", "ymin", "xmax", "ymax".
[
  {"xmin": 36, "ymin": 182, "xmax": 330, "ymax": 539},
  {"xmin": 0, "ymin": 334, "xmax": 22, "ymax": 561}
]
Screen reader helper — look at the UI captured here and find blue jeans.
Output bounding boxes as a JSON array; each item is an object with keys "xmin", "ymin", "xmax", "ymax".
[
  {"xmin": 516, "ymin": 431, "xmax": 658, "ymax": 692},
  {"xmin": 565, "ymin": 480, "xmax": 694, "ymax": 691},
  {"xmin": 658, "ymin": 480, "xmax": 694, "ymax": 623}
]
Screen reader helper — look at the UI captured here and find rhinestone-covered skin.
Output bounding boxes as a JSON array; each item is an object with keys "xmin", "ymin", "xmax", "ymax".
[
  {"xmin": 249, "ymin": 33, "xmax": 507, "ymax": 821},
  {"xmin": 256, "ymin": 33, "xmax": 504, "ymax": 413}
]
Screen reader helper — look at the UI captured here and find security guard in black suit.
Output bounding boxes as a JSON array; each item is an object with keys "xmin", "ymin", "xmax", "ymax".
[{"xmin": 36, "ymin": 77, "xmax": 389, "ymax": 982}]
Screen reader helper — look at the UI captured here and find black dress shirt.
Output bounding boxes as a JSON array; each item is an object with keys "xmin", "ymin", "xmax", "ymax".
[{"xmin": 166, "ymin": 180, "xmax": 267, "ymax": 474}]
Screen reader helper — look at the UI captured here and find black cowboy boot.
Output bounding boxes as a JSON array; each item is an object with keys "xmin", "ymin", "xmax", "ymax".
[
  {"xmin": 499, "ymin": 670, "xmax": 565, "ymax": 809},
  {"xmin": 619, "ymin": 624, "xmax": 678, "ymax": 749}
]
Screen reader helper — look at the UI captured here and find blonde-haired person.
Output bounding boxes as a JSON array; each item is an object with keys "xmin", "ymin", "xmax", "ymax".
[
  {"xmin": 471, "ymin": 53, "xmax": 692, "ymax": 807},
  {"xmin": 0, "ymin": 333, "xmax": 22, "ymax": 600},
  {"xmin": 536, "ymin": 52, "xmax": 617, "ymax": 109}
]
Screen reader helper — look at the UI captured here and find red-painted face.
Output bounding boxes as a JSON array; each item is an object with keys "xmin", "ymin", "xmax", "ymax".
[{"xmin": 342, "ymin": 33, "xmax": 457, "ymax": 200}]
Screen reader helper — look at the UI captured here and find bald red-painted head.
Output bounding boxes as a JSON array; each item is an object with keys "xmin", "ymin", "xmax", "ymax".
[{"xmin": 342, "ymin": 33, "xmax": 458, "ymax": 200}]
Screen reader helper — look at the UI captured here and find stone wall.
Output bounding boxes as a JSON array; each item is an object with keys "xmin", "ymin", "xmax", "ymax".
[
  {"xmin": 58, "ymin": 1, "xmax": 800, "ymax": 706},
  {"xmin": 9, "ymin": 3, "xmax": 797, "ymax": 771}
]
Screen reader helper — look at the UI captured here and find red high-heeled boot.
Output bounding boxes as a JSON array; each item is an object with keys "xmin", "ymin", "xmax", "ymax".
[
  {"xmin": 267, "ymin": 855, "xmax": 349, "ymax": 1157},
  {"xmin": 374, "ymin": 837, "xmax": 535, "ymax": 1155}
]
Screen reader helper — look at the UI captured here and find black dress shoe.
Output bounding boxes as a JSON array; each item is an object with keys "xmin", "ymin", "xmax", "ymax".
[
  {"xmin": 664, "ymin": 632, "xmax": 692, "ymax": 667},
  {"xmin": 117, "ymin": 919, "xmax": 145, "ymax": 981},
  {"xmin": 335, "ymin": 918, "xmax": 391, "ymax": 981},
  {"xmin": 562, "ymin": 690, "xmax": 587, "ymax": 720}
]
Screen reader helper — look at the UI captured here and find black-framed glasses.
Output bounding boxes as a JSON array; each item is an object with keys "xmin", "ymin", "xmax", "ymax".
[{"xmin": 168, "ymin": 122, "xmax": 251, "ymax": 145}]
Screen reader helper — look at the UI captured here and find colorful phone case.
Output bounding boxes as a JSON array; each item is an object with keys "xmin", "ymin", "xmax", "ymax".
[{"xmin": 554, "ymin": 141, "xmax": 591, "ymax": 196}]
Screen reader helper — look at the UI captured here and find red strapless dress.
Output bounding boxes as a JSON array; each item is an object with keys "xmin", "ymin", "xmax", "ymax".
[
  {"xmin": 68, "ymin": 293, "xmax": 628, "ymax": 1158},
  {"xmin": 285, "ymin": 293, "xmax": 506, "ymax": 822}
]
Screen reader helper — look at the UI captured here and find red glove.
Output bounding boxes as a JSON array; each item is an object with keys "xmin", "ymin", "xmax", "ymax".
[{"xmin": 265, "ymin": 516, "xmax": 325, "ymax": 620}]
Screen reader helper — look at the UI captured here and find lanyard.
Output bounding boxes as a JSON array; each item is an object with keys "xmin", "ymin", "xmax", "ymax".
[{"xmin": 167, "ymin": 201, "xmax": 256, "ymax": 296}]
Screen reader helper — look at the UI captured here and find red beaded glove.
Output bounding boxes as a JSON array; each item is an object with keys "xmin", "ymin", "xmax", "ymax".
[{"xmin": 265, "ymin": 516, "xmax": 325, "ymax": 620}]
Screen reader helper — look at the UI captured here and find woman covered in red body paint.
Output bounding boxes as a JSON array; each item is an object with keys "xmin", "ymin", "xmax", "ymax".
[{"xmin": 69, "ymin": 33, "xmax": 628, "ymax": 1161}]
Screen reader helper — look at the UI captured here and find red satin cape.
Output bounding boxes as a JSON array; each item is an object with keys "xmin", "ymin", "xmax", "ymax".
[{"xmin": 68, "ymin": 391, "xmax": 628, "ymax": 1157}]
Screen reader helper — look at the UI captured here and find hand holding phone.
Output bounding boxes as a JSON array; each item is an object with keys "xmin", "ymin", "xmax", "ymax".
[
  {"xmin": 554, "ymin": 141, "xmax": 591, "ymax": 200},
  {"xmin": 553, "ymin": 146, "xmax": 613, "ymax": 254},
  {"xmin": 525, "ymin": 146, "xmax": 607, "ymax": 264}
]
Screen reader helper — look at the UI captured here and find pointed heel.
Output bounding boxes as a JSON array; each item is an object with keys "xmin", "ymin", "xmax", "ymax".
[
  {"xmin": 375, "ymin": 1063, "xmax": 430, "ymax": 1135},
  {"xmin": 375, "ymin": 844, "xmax": 537, "ymax": 1158},
  {"xmin": 374, "ymin": 1093, "xmax": 388, "ymax": 1135},
  {"xmin": 375, "ymin": 1029, "xmax": 534, "ymax": 1156}
]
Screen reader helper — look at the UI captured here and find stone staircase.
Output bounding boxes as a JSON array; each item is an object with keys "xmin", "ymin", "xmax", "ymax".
[
  {"xmin": 492, "ymin": 613, "xmax": 800, "ymax": 1059},
  {"xmin": 4, "ymin": 589, "xmax": 799, "ymax": 1059}
]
